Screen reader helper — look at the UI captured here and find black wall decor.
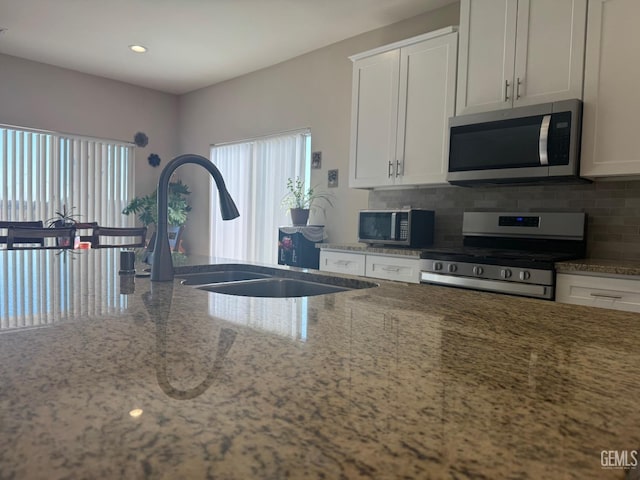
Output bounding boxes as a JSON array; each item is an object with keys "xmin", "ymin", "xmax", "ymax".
[
  {"xmin": 148, "ymin": 153, "xmax": 161, "ymax": 167},
  {"xmin": 134, "ymin": 132, "xmax": 149, "ymax": 147}
]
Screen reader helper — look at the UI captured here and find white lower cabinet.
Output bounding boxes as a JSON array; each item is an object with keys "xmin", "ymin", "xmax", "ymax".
[
  {"xmin": 320, "ymin": 250, "xmax": 424, "ymax": 284},
  {"xmin": 556, "ymin": 273, "xmax": 640, "ymax": 313},
  {"xmin": 365, "ymin": 255, "xmax": 425, "ymax": 284},
  {"xmin": 319, "ymin": 251, "xmax": 366, "ymax": 277}
]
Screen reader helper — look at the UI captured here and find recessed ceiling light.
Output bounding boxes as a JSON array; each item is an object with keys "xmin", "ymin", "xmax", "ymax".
[{"xmin": 129, "ymin": 45, "xmax": 147, "ymax": 54}]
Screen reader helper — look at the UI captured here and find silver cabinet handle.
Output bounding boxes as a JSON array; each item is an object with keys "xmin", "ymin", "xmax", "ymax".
[
  {"xmin": 504, "ymin": 79, "xmax": 511, "ymax": 102},
  {"xmin": 395, "ymin": 160, "xmax": 401, "ymax": 177},
  {"xmin": 590, "ymin": 292, "xmax": 623, "ymax": 300},
  {"xmin": 539, "ymin": 115, "xmax": 551, "ymax": 166},
  {"xmin": 335, "ymin": 260, "xmax": 352, "ymax": 266},
  {"xmin": 388, "ymin": 161, "xmax": 393, "ymax": 178},
  {"xmin": 516, "ymin": 77, "xmax": 522, "ymax": 99},
  {"xmin": 381, "ymin": 266, "xmax": 401, "ymax": 272}
]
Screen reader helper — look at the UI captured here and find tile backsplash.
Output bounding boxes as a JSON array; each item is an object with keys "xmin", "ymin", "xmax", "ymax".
[{"xmin": 369, "ymin": 180, "xmax": 640, "ymax": 260}]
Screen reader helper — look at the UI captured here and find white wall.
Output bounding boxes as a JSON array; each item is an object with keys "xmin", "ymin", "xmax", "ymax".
[
  {"xmin": 177, "ymin": 4, "xmax": 460, "ymax": 256},
  {"xmin": 0, "ymin": 53, "xmax": 179, "ymax": 200},
  {"xmin": 0, "ymin": 4, "xmax": 460, "ymax": 256}
]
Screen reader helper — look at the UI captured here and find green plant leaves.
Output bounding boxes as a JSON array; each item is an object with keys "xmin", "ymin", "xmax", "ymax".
[{"xmin": 122, "ymin": 180, "xmax": 192, "ymax": 226}]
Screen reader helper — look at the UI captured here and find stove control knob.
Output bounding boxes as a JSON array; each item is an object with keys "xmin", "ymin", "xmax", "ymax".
[
  {"xmin": 519, "ymin": 271, "xmax": 531, "ymax": 281},
  {"xmin": 448, "ymin": 264, "xmax": 457, "ymax": 273},
  {"xmin": 501, "ymin": 269, "xmax": 512, "ymax": 279},
  {"xmin": 472, "ymin": 266, "xmax": 484, "ymax": 276},
  {"xmin": 434, "ymin": 262, "xmax": 443, "ymax": 271}
]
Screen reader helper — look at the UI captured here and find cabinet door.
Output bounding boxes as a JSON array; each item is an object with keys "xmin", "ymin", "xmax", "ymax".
[
  {"xmin": 395, "ymin": 33, "xmax": 457, "ymax": 186},
  {"xmin": 456, "ymin": 0, "xmax": 518, "ymax": 115},
  {"xmin": 581, "ymin": 0, "xmax": 640, "ymax": 177},
  {"xmin": 365, "ymin": 255, "xmax": 426, "ymax": 284},
  {"xmin": 319, "ymin": 250, "xmax": 366, "ymax": 276},
  {"xmin": 556, "ymin": 273, "xmax": 640, "ymax": 313},
  {"xmin": 513, "ymin": 0, "xmax": 586, "ymax": 108},
  {"xmin": 349, "ymin": 50, "xmax": 400, "ymax": 188}
]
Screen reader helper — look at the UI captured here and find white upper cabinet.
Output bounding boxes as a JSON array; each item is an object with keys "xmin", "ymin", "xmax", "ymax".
[
  {"xmin": 581, "ymin": 0, "xmax": 640, "ymax": 177},
  {"xmin": 456, "ymin": 0, "xmax": 587, "ymax": 116},
  {"xmin": 349, "ymin": 28, "xmax": 458, "ymax": 189},
  {"xmin": 349, "ymin": 50, "xmax": 400, "ymax": 188}
]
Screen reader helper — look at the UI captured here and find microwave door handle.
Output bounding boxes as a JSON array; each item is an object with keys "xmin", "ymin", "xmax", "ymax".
[
  {"xmin": 390, "ymin": 213, "xmax": 397, "ymax": 240},
  {"xmin": 539, "ymin": 115, "xmax": 551, "ymax": 166}
]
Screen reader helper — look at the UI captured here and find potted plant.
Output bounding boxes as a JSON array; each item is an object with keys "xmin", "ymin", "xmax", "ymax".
[
  {"xmin": 47, "ymin": 204, "xmax": 80, "ymax": 228},
  {"xmin": 122, "ymin": 180, "xmax": 191, "ymax": 252},
  {"xmin": 281, "ymin": 177, "xmax": 333, "ymax": 226},
  {"xmin": 47, "ymin": 204, "xmax": 80, "ymax": 247}
]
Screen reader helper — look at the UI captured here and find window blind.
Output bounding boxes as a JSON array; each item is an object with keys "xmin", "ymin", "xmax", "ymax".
[
  {"xmin": 0, "ymin": 126, "xmax": 134, "ymax": 227},
  {"xmin": 210, "ymin": 130, "xmax": 309, "ymax": 264}
]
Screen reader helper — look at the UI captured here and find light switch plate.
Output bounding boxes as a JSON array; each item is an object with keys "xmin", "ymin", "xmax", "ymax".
[
  {"xmin": 328, "ymin": 169, "xmax": 338, "ymax": 188},
  {"xmin": 312, "ymin": 151, "xmax": 322, "ymax": 169}
]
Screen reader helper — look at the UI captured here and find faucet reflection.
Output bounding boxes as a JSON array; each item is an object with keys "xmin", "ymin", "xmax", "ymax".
[{"xmin": 151, "ymin": 154, "xmax": 240, "ymax": 281}]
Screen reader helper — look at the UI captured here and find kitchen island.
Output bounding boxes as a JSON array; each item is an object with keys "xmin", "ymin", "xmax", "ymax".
[{"xmin": 0, "ymin": 249, "xmax": 639, "ymax": 479}]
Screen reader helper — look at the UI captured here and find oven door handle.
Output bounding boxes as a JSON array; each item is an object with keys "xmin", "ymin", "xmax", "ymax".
[
  {"xmin": 420, "ymin": 272, "xmax": 551, "ymax": 299},
  {"xmin": 539, "ymin": 114, "xmax": 551, "ymax": 166}
]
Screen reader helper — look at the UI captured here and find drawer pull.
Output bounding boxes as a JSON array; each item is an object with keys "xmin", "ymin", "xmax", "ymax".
[
  {"xmin": 381, "ymin": 266, "xmax": 401, "ymax": 272},
  {"xmin": 590, "ymin": 292, "xmax": 623, "ymax": 300},
  {"xmin": 335, "ymin": 260, "xmax": 352, "ymax": 266}
]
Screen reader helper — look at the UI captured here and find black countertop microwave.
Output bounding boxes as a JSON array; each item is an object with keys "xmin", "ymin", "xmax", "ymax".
[
  {"xmin": 447, "ymin": 99, "xmax": 585, "ymax": 186},
  {"xmin": 358, "ymin": 209, "xmax": 434, "ymax": 248}
]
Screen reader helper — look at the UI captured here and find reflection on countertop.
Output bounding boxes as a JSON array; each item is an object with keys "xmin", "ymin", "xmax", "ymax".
[{"xmin": 0, "ymin": 249, "xmax": 639, "ymax": 479}]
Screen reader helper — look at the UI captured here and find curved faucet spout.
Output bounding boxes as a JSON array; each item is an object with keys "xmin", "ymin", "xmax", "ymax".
[{"xmin": 151, "ymin": 154, "xmax": 239, "ymax": 282}]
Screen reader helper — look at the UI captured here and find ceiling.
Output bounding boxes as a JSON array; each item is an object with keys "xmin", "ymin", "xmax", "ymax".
[{"xmin": 0, "ymin": 0, "xmax": 457, "ymax": 95}]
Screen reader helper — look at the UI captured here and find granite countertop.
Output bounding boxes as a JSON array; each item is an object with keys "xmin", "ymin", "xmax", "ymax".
[
  {"xmin": 316, "ymin": 243, "xmax": 425, "ymax": 257},
  {"xmin": 1, "ymin": 249, "xmax": 640, "ymax": 479},
  {"xmin": 322, "ymin": 244, "xmax": 640, "ymax": 278},
  {"xmin": 556, "ymin": 258, "xmax": 640, "ymax": 277}
]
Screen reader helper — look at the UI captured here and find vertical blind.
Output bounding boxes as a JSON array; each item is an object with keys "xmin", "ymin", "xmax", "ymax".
[
  {"xmin": 210, "ymin": 130, "xmax": 309, "ymax": 264},
  {"xmin": 0, "ymin": 125, "xmax": 134, "ymax": 227}
]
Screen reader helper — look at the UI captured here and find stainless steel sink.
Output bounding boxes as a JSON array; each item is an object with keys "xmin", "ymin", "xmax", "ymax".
[
  {"xmin": 196, "ymin": 277, "xmax": 352, "ymax": 297},
  {"xmin": 177, "ymin": 264, "xmax": 377, "ymax": 298},
  {"xmin": 179, "ymin": 271, "xmax": 272, "ymax": 285}
]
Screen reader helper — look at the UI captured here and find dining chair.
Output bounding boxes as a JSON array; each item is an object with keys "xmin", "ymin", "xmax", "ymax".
[
  {"xmin": 7, "ymin": 225, "xmax": 76, "ymax": 250},
  {"xmin": 91, "ymin": 226, "xmax": 147, "ymax": 248},
  {"xmin": 74, "ymin": 222, "xmax": 98, "ymax": 244},
  {"xmin": 0, "ymin": 221, "xmax": 45, "ymax": 248}
]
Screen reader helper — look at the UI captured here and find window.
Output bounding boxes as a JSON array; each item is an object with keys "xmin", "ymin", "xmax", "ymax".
[
  {"xmin": 210, "ymin": 130, "xmax": 310, "ymax": 264},
  {"xmin": 0, "ymin": 125, "xmax": 134, "ymax": 227}
]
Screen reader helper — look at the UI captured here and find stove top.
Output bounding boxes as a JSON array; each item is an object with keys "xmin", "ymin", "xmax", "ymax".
[
  {"xmin": 420, "ymin": 247, "xmax": 580, "ymax": 269},
  {"xmin": 419, "ymin": 211, "xmax": 587, "ymax": 300}
]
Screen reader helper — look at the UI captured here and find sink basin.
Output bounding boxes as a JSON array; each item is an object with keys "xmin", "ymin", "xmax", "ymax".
[
  {"xmin": 177, "ymin": 263, "xmax": 378, "ymax": 298},
  {"xmin": 197, "ymin": 278, "xmax": 352, "ymax": 298},
  {"xmin": 179, "ymin": 270, "xmax": 272, "ymax": 285}
]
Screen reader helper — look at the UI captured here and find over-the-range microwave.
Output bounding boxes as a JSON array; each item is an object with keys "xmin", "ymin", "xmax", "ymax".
[
  {"xmin": 358, "ymin": 209, "xmax": 434, "ymax": 248},
  {"xmin": 447, "ymin": 99, "xmax": 586, "ymax": 186}
]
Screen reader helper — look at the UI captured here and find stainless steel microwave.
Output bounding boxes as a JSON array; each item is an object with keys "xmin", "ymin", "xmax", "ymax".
[
  {"xmin": 358, "ymin": 209, "xmax": 434, "ymax": 247},
  {"xmin": 447, "ymin": 99, "xmax": 585, "ymax": 186}
]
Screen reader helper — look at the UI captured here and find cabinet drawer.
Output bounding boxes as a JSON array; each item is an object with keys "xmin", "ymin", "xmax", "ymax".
[
  {"xmin": 556, "ymin": 273, "xmax": 640, "ymax": 313},
  {"xmin": 319, "ymin": 251, "xmax": 365, "ymax": 276},
  {"xmin": 365, "ymin": 255, "xmax": 424, "ymax": 284}
]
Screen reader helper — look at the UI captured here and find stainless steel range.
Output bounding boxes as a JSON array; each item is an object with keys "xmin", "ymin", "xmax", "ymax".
[{"xmin": 420, "ymin": 212, "xmax": 586, "ymax": 299}]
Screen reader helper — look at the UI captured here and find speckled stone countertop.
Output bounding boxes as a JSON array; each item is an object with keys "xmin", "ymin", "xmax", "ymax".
[
  {"xmin": 322, "ymin": 244, "xmax": 640, "ymax": 278},
  {"xmin": 1, "ymin": 249, "xmax": 640, "ymax": 479},
  {"xmin": 556, "ymin": 258, "xmax": 640, "ymax": 277},
  {"xmin": 317, "ymin": 243, "xmax": 424, "ymax": 257}
]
